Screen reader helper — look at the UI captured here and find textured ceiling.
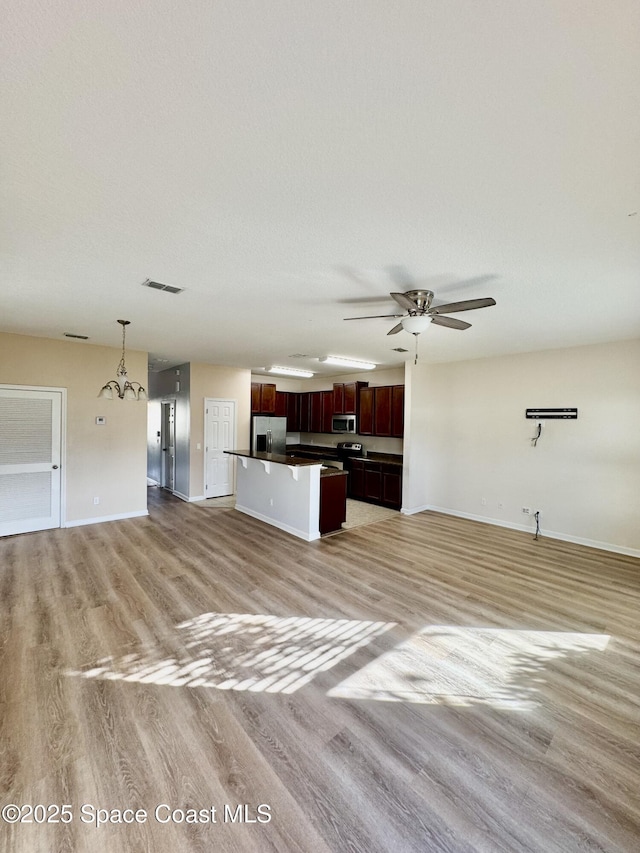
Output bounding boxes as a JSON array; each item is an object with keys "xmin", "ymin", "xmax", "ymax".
[{"xmin": 2, "ymin": 1, "xmax": 639, "ymax": 377}]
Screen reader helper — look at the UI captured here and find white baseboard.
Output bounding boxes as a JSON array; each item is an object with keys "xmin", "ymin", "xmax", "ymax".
[
  {"xmin": 170, "ymin": 491, "xmax": 206, "ymax": 502},
  {"xmin": 147, "ymin": 478, "xmax": 159, "ymax": 486},
  {"xmin": 235, "ymin": 504, "xmax": 321, "ymax": 542},
  {"xmin": 65, "ymin": 510, "xmax": 149, "ymax": 528},
  {"xmin": 402, "ymin": 505, "xmax": 640, "ymax": 559}
]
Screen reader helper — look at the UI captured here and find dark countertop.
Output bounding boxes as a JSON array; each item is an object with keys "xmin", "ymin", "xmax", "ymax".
[
  {"xmin": 286, "ymin": 444, "xmax": 403, "ymax": 466},
  {"xmin": 355, "ymin": 452, "xmax": 404, "ymax": 467},
  {"xmin": 225, "ymin": 449, "xmax": 321, "ymax": 467},
  {"xmin": 285, "ymin": 444, "xmax": 340, "ymax": 460},
  {"xmin": 225, "ymin": 449, "xmax": 348, "ymax": 476}
]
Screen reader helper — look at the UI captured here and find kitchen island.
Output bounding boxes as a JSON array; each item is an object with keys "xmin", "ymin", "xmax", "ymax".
[{"xmin": 224, "ymin": 450, "xmax": 347, "ymax": 540}]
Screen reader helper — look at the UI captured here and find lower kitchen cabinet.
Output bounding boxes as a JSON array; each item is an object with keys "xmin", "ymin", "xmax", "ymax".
[
  {"xmin": 346, "ymin": 458, "xmax": 402, "ymax": 510},
  {"xmin": 319, "ymin": 472, "xmax": 348, "ymax": 534},
  {"xmin": 381, "ymin": 464, "xmax": 402, "ymax": 508}
]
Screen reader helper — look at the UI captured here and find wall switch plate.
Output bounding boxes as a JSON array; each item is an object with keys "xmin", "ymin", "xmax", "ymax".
[
  {"xmin": 93, "ymin": 497, "xmax": 100, "ymax": 505},
  {"xmin": 95, "ymin": 416, "xmax": 106, "ymax": 425}
]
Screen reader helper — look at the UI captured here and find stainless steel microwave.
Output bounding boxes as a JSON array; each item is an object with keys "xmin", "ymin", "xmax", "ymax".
[{"xmin": 332, "ymin": 414, "xmax": 356, "ymax": 434}]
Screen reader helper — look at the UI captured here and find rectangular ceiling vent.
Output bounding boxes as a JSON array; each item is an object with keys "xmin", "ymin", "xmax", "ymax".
[
  {"xmin": 392, "ymin": 347, "xmax": 408, "ymax": 352},
  {"xmin": 64, "ymin": 333, "xmax": 89, "ymax": 340},
  {"xmin": 143, "ymin": 279, "xmax": 184, "ymax": 294}
]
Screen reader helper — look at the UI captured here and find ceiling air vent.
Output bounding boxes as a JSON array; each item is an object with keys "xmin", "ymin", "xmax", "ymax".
[
  {"xmin": 392, "ymin": 347, "xmax": 408, "ymax": 353},
  {"xmin": 64, "ymin": 333, "xmax": 89, "ymax": 340},
  {"xmin": 142, "ymin": 279, "xmax": 184, "ymax": 294}
]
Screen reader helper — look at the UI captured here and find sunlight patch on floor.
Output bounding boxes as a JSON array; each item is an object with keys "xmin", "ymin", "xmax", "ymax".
[
  {"xmin": 66, "ymin": 612, "xmax": 395, "ymax": 694},
  {"xmin": 327, "ymin": 626, "xmax": 610, "ymax": 709}
]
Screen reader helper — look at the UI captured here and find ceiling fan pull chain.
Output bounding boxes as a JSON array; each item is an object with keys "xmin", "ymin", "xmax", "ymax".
[{"xmin": 414, "ymin": 332, "xmax": 419, "ymax": 365}]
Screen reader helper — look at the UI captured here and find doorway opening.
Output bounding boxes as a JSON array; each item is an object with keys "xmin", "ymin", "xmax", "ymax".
[{"xmin": 160, "ymin": 400, "xmax": 176, "ymax": 492}]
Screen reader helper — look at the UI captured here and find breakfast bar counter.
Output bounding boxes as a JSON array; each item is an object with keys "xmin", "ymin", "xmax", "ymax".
[{"xmin": 225, "ymin": 450, "xmax": 347, "ymax": 540}]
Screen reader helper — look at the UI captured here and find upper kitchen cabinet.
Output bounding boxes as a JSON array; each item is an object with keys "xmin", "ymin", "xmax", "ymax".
[
  {"xmin": 299, "ymin": 392, "xmax": 311, "ymax": 432},
  {"xmin": 251, "ymin": 382, "xmax": 277, "ymax": 414},
  {"xmin": 286, "ymin": 392, "xmax": 299, "ymax": 431},
  {"xmin": 321, "ymin": 390, "xmax": 333, "ymax": 433},
  {"xmin": 358, "ymin": 384, "xmax": 405, "ymax": 437},
  {"xmin": 358, "ymin": 386, "xmax": 374, "ymax": 435},
  {"xmin": 373, "ymin": 386, "xmax": 392, "ymax": 436},
  {"xmin": 275, "ymin": 390, "xmax": 288, "ymax": 418},
  {"xmin": 333, "ymin": 381, "xmax": 368, "ymax": 415},
  {"xmin": 309, "ymin": 391, "xmax": 323, "ymax": 433},
  {"xmin": 391, "ymin": 385, "xmax": 404, "ymax": 438}
]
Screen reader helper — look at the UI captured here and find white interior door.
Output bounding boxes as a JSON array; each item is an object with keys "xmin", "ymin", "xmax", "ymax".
[
  {"xmin": 205, "ymin": 399, "xmax": 235, "ymax": 498},
  {"xmin": 0, "ymin": 388, "xmax": 62, "ymax": 536}
]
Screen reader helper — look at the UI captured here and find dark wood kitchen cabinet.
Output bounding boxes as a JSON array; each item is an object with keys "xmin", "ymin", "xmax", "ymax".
[
  {"xmin": 381, "ymin": 463, "xmax": 402, "ymax": 509},
  {"xmin": 345, "ymin": 457, "xmax": 402, "ymax": 510},
  {"xmin": 309, "ymin": 391, "xmax": 323, "ymax": 433},
  {"xmin": 364, "ymin": 461, "xmax": 382, "ymax": 501},
  {"xmin": 357, "ymin": 384, "xmax": 404, "ymax": 437},
  {"xmin": 346, "ymin": 458, "xmax": 365, "ymax": 499},
  {"xmin": 332, "ymin": 383, "xmax": 345, "ymax": 415},
  {"xmin": 251, "ymin": 382, "xmax": 277, "ymax": 414},
  {"xmin": 391, "ymin": 385, "xmax": 404, "ymax": 437},
  {"xmin": 321, "ymin": 390, "xmax": 333, "ymax": 433},
  {"xmin": 286, "ymin": 392, "xmax": 299, "ymax": 431},
  {"xmin": 275, "ymin": 390, "xmax": 287, "ymax": 418},
  {"xmin": 373, "ymin": 386, "xmax": 392, "ymax": 436},
  {"xmin": 358, "ymin": 386, "xmax": 374, "ymax": 435},
  {"xmin": 333, "ymin": 381, "xmax": 368, "ymax": 415},
  {"xmin": 298, "ymin": 392, "xmax": 311, "ymax": 432},
  {"xmin": 319, "ymin": 472, "xmax": 348, "ymax": 534}
]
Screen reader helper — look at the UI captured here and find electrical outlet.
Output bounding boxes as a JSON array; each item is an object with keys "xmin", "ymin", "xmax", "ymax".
[{"xmin": 521, "ymin": 506, "xmax": 531, "ymax": 515}]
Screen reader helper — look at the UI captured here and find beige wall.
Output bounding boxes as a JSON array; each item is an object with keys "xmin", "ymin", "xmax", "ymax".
[
  {"xmin": 0, "ymin": 332, "xmax": 148, "ymax": 523},
  {"xmin": 404, "ymin": 338, "xmax": 640, "ymax": 555},
  {"xmin": 189, "ymin": 363, "xmax": 252, "ymax": 498}
]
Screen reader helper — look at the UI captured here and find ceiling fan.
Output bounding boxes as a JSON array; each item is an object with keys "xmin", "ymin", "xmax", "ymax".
[{"xmin": 344, "ymin": 289, "xmax": 496, "ymax": 336}]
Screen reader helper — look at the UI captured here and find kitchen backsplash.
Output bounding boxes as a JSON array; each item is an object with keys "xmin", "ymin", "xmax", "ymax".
[{"xmin": 297, "ymin": 432, "xmax": 403, "ymax": 456}]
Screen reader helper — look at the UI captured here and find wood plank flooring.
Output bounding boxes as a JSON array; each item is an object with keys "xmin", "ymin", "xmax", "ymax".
[{"xmin": 1, "ymin": 487, "xmax": 639, "ymax": 852}]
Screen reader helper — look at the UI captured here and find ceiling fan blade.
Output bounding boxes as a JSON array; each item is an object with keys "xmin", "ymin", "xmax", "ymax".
[
  {"xmin": 430, "ymin": 297, "xmax": 496, "ymax": 314},
  {"xmin": 390, "ymin": 292, "xmax": 420, "ymax": 312},
  {"xmin": 387, "ymin": 323, "xmax": 404, "ymax": 336},
  {"xmin": 343, "ymin": 313, "xmax": 404, "ymax": 321},
  {"xmin": 430, "ymin": 315, "xmax": 471, "ymax": 330}
]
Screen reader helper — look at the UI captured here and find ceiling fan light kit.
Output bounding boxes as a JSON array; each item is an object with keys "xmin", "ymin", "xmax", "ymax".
[
  {"xmin": 319, "ymin": 356, "xmax": 377, "ymax": 370},
  {"xmin": 98, "ymin": 320, "xmax": 148, "ymax": 401},
  {"xmin": 401, "ymin": 315, "xmax": 432, "ymax": 334}
]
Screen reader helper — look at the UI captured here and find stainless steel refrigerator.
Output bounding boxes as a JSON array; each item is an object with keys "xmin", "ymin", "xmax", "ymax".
[{"xmin": 252, "ymin": 416, "xmax": 287, "ymax": 454}]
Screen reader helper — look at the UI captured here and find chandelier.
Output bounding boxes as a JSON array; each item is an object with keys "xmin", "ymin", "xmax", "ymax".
[{"xmin": 98, "ymin": 320, "xmax": 148, "ymax": 401}]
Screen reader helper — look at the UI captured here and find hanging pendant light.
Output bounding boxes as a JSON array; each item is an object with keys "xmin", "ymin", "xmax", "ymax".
[{"xmin": 98, "ymin": 320, "xmax": 148, "ymax": 401}]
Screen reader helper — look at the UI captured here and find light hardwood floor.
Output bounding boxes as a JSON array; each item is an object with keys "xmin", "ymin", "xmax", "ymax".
[{"xmin": 1, "ymin": 487, "xmax": 639, "ymax": 852}]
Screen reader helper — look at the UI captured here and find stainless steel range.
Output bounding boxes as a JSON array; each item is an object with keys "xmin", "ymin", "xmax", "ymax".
[{"xmin": 336, "ymin": 441, "xmax": 364, "ymax": 463}]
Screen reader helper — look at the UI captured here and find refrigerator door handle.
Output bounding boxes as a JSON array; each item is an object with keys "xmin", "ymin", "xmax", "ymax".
[{"xmin": 266, "ymin": 429, "xmax": 272, "ymax": 452}]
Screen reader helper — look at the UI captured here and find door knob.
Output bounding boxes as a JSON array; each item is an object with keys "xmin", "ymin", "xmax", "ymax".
[{"xmin": 52, "ymin": 465, "xmax": 59, "ymax": 469}]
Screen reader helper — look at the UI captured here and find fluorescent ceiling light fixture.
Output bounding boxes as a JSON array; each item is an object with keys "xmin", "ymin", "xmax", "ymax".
[
  {"xmin": 319, "ymin": 356, "xmax": 376, "ymax": 370},
  {"xmin": 267, "ymin": 366, "xmax": 315, "ymax": 378}
]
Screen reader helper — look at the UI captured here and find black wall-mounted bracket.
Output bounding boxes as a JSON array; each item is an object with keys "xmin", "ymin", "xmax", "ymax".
[{"xmin": 526, "ymin": 408, "xmax": 578, "ymax": 419}]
